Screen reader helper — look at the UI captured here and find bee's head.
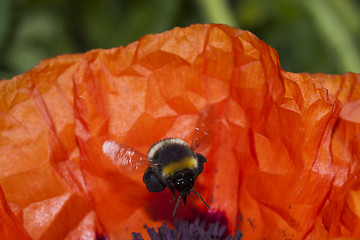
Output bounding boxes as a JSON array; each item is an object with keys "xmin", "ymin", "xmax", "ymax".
[{"xmin": 173, "ymin": 171, "xmax": 195, "ymax": 195}]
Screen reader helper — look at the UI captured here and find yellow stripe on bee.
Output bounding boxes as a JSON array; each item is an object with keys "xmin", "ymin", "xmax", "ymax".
[{"xmin": 162, "ymin": 157, "xmax": 197, "ymax": 177}]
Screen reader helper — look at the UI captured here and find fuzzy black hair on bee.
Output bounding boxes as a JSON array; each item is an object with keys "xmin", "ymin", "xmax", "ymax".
[{"xmin": 142, "ymin": 138, "xmax": 209, "ymax": 216}]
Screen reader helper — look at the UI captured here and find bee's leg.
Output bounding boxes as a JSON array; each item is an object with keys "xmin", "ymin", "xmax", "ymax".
[
  {"xmin": 191, "ymin": 190, "xmax": 210, "ymax": 209},
  {"xmin": 143, "ymin": 167, "xmax": 165, "ymax": 192},
  {"xmin": 169, "ymin": 190, "xmax": 177, "ymax": 203},
  {"xmin": 172, "ymin": 194, "xmax": 182, "ymax": 217},
  {"xmin": 196, "ymin": 153, "xmax": 207, "ymax": 163},
  {"xmin": 195, "ymin": 153, "xmax": 206, "ymax": 175}
]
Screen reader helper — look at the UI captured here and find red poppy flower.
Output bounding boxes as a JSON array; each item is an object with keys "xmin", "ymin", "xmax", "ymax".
[{"xmin": 0, "ymin": 24, "xmax": 359, "ymax": 239}]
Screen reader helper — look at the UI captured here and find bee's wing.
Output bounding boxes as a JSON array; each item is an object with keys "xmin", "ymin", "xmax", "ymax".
[
  {"xmin": 191, "ymin": 110, "xmax": 210, "ymax": 150},
  {"xmin": 102, "ymin": 140, "xmax": 151, "ymax": 172},
  {"xmin": 191, "ymin": 103, "xmax": 224, "ymax": 151}
]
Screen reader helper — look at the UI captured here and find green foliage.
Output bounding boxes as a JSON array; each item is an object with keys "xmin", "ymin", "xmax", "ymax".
[{"xmin": 0, "ymin": 0, "xmax": 359, "ymax": 79}]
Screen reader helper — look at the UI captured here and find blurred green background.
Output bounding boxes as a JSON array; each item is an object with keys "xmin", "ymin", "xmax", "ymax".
[{"xmin": 0, "ymin": 0, "xmax": 359, "ymax": 79}]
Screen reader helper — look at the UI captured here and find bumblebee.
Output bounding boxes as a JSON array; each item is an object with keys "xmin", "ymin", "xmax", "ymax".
[
  {"xmin": 102, "ymin": 107, "xmax": 214, "ymax": 216},
  {"xmin": 143, "ymin": 138, "xmax": 209, "ymax": 216}
]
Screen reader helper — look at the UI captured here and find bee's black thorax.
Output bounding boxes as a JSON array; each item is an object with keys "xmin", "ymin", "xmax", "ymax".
[{"xmin": 151, "ymin": 143, "xmax": 194, "ymax": 167}]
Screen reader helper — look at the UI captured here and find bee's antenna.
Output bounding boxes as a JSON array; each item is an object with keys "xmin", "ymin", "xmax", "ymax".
[
  {"xmin": 172, "ymin": 194, "xmax": 182, "ymax": 217},
  {"xmin": 191, "ymin": 190, "xmax": 210, "ymax": 209}
]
